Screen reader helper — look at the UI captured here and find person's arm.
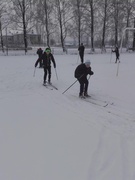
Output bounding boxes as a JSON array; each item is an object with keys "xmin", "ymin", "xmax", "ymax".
[
  {"xmin": 35, "ymin": 54, "xmax": 43, "ymax": 67},
  {"xmin": 35, "ymin": 58, "xmax": 40, "ymax": 67},
  {"xmin": 87, "ymin": 67, "xmax": 94, "ymax": 75},
  {"xmin": 51, "ymin": 54, "xmax": 56, "ymax": 68}
]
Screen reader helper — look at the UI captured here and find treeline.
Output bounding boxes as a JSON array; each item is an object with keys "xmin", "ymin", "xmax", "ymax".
[{"xmin": 0, "ymin": 0, "xmax": 135, "ymax": 53}]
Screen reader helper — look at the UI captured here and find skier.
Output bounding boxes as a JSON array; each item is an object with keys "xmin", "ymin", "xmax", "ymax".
[
  {"xmin": 74, "ymin": 60, "xmax": 94, "ymax": 98},
  {"xmin": 78, "ymin": 43, "xmax": 85, "ymax": 63},
  {"xmin": 36, "ymin": 48, "xmax": 43, "ymax": 68},
  {"xmin": 112, "ymin": 46, "xmax": 120, "ymax": 63},
  {"xmin": 35, "ymin": 47, "xmax": 56, "ymax": 85}
]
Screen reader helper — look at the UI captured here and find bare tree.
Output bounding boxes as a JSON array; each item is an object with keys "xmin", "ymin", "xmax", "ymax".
[
  {"xmin": 33, "ymin": 0, "xmax": 56, "ymax": 47},
  {"xmin": 0, "ymin": 15, "xmax": 4, "ymax": 52},
  {"xmin": 54, "ymin": 0, "xmax": 72, "ymax": 52},
  {"xmin": 132, "ymin": 17, "xmax": 135, "ymax": 50},
  {"xmin": 111, "ymin": 0, "xmax": 121, "ymax": 46},
  {"xmin": 0, "ymin": 1, "xmax": 8, "ymax": 52},
  {"xmin": 94, "ymin": 0, "xmax": 113, "ymax": 52},
  {"xmin": 76, "ymin": 0, "xmax": 81, "ymax": 46},
  {"xmin": 44, "ymin": 0, "xmax": 50, "ymax": 47},
  {"xmin": 10, "ymin": 0, "xmax": 35, "ymax": 54},
  {"xmin": 130, "ymin": 0, "xmax": 135, "ymax": 50},
  {"xmin": 124, "ymin": 0, "xmax": 132, "ymax": 48},
  {"xmin": 88, "ymin": 0, "xmax": 94, "ymax": 51},
  {"xmin": 101, "ymin": 0, "xmax": 108, "ymax": 52},
  {"xmin": 83, "ymin": 0, "xmax": 96, "ymax": 52},
  {"xmin": 2, "ymin": 0, "xmax": 135, "ymax": 52}
]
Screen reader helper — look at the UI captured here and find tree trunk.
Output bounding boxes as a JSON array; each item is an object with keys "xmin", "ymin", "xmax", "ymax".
[
  {"xmin": 0, "ymin": 20, "xmax": 4, "ymax": 52},
  {"xmin": 114, "ymin": 0, "xmax": 119, "ymax": 46},
  {"xmin": 88, "ymin": 0, "xmax": 94, "ymax": 52},
  {"xmin": 101, "ymin": 0, "xmax": 107, "ymax": 52},
  {"xmin": 22, "ymin": 0, "xmax": 27, "ymax": 54},
  {"xmin": 76, "ymin": 0, "xmax": 81, "ymax": 46},
  {"xmin": 44, "ymin": 0, "xmax": 50, "ymax": 47},
  {"xmin": 132, "ymin": 18, "xmax": 135, "ymax": 51},
  {"xmin": 59, "ymin": 1, "xmax": 65, "ymax": 52}
]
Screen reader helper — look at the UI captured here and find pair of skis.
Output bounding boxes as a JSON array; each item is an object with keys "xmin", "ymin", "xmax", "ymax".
[
  {"xmin": 43, "ymin": 83, "xmax": 58, "ymax": 90},
  {"xmin": 79, "ymin": 95, "xmax": 110, "ymax": 107},
  {"xmin": 43, "ymin": 84, "xmax": 111, "ymax": 108}
]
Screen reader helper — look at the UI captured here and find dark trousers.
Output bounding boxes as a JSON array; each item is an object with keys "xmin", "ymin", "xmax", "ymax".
[
  {"xmin": 78, "ymin": 76, "xmax": 88, "ymax": 95},
  {"xmin": 115, "ymin": 56, "xmax": 119, "ymax": 63},
  {"xmin": 39, "ymin": 60, "xmax": 43, "ymax": 67},
  {"xmin": 79, "ymin": 53, "xmax": 84, "ymax": 63},
  {"xmin": 38, "ymin": 56, "xmax": 43, "ymax": 67},
  {"xmin": 43, "ymin": 66, "xmax": 51, "ymax": 83}
]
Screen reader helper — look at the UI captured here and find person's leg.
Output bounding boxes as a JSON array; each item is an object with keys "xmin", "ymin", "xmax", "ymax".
[
  {"xmin": 84, "ymin": 78, "xmax": 89, "ymax": 96},
  {"xmin": 48, "ymin": 66, "xmax": 51, "ymax": 83},
  {"xmin": 78, "ymin": 78, "xmax": 84, "ymax": 96},
  {"xmin": 43, "ymin": 67, "xmax": 47, "ymax": 84},
  {"xmin": 115, "ymin": 55, "xmax": 119, "ymax": 63},
  {"xmin": 39, "ymin": 61, "xmax": 42, "ymax": 68},
  {"xmin": 81, "ymin": 53, "xmax": 84, "ymax": 63},
  {"xmin": 80, "ymin": 53, "xmax": 83, "ymax": 63}
]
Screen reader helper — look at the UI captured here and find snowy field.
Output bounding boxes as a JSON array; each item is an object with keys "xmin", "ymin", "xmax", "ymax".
[{"xmin": 0, "ymin": 51, "xmax": 135, "ymax": 180}]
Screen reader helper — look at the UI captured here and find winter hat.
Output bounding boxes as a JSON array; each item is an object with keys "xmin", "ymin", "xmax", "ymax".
[
  {"xmin": 85, "ymin": 60, "xmax": 91, "ymax": 66},
  {"xmin": 45, "ymin": 47, "xmax": 51, "ymax": 53}
]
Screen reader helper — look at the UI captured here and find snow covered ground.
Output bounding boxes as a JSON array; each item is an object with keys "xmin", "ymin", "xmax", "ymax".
[{"xmin": 0, "ymin": 51, "xmax": 135, "ymax": 180}]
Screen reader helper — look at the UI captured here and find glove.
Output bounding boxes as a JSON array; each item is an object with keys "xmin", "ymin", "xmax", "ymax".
[{"xmin": 90, "ymin": 71, "xmax": 94, "ymax": 75}]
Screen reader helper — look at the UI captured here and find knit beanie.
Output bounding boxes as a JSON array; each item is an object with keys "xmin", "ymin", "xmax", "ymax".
[
  {"xmin": 85, "ymin": 60, "xmax": 91, "ymax": 66},
  {"xmin": 45, "ymin": 48, "xmax": 51, "ymax": 53}
]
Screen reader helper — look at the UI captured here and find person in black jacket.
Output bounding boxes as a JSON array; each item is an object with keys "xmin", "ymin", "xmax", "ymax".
[
  {"xmin": 78, "ymin": 43, "xmax": 85, "ymax": 63},
  {"xmin": 112, "ymin": 46, "xmax": 120, "ymax": 63},
  {"xmin": 74, "ymin": 60, "xmax": 94, "ymax": 98},
  {"xmin": 36, "ymin": 48, "xmax": 43, "ymax": 68},
  {"xmin": 35, "ymin": 47, "xmax": 56, "ymax": 85}
]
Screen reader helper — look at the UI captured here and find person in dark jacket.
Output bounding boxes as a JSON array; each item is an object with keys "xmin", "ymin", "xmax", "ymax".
[
  {"xmin": 78, "ymin": 43, "xmax": 85, "ymax": 63},
  {"xmin": 74, "ymin": 60, "xmax": 94, "ymax": 98},
  {"xmin": 37, "ymin": 48, "xmax": 43, "ymax": 68},
  {"xmin": 112, "ymin": 46, "xmax": 120, "ymax": 63},
  {"xmin": 35, "ymin": 47, "xmax": 56, "ymax": 85}
]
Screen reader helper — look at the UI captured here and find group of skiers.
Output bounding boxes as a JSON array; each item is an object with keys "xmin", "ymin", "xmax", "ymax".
[{"xmin": 35, "ymin": 44, "xmax": 119, "ymax": 98}]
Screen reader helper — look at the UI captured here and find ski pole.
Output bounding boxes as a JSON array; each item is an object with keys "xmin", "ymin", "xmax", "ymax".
[
  {"xmin": 110, "ymin": 46, "xmax": 113, "ymax": 63},
  {"xmin": 62, "ymin": 79, "xmax": 78, "ymax": 94},
  {"xmin": 33, "ymin": 67, "xmax": 36, "ymax": 77},
  {"xmin": 76, "ymin": 53, "xmax": 79, "ymax": 64},
  {"xmin": 55, "ymin": 68, "xmax": 58, "ymax": 80},
  {"xmin": 62, "ymin": 74, "xmax": 84, "ymax": 94},
  {"xmin": 116, "ymin": 59, "xmax": 120, "ymax": 77},
  {"xmin": 110, "ymin": 51, "xmax": 112, "ymax": 63}
]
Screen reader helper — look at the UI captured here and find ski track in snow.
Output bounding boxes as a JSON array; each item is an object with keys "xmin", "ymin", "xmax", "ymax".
[
  {"xmin": 64, "ymin": 93, "xmax": 135, "ymax": 138},
  {"xmin": 1, "ymin": 53, "xmax": 135, "ymax": 180},
  {"xmin": 0, "ymin": 55, "xmax": 135, "ymax": 138}
]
